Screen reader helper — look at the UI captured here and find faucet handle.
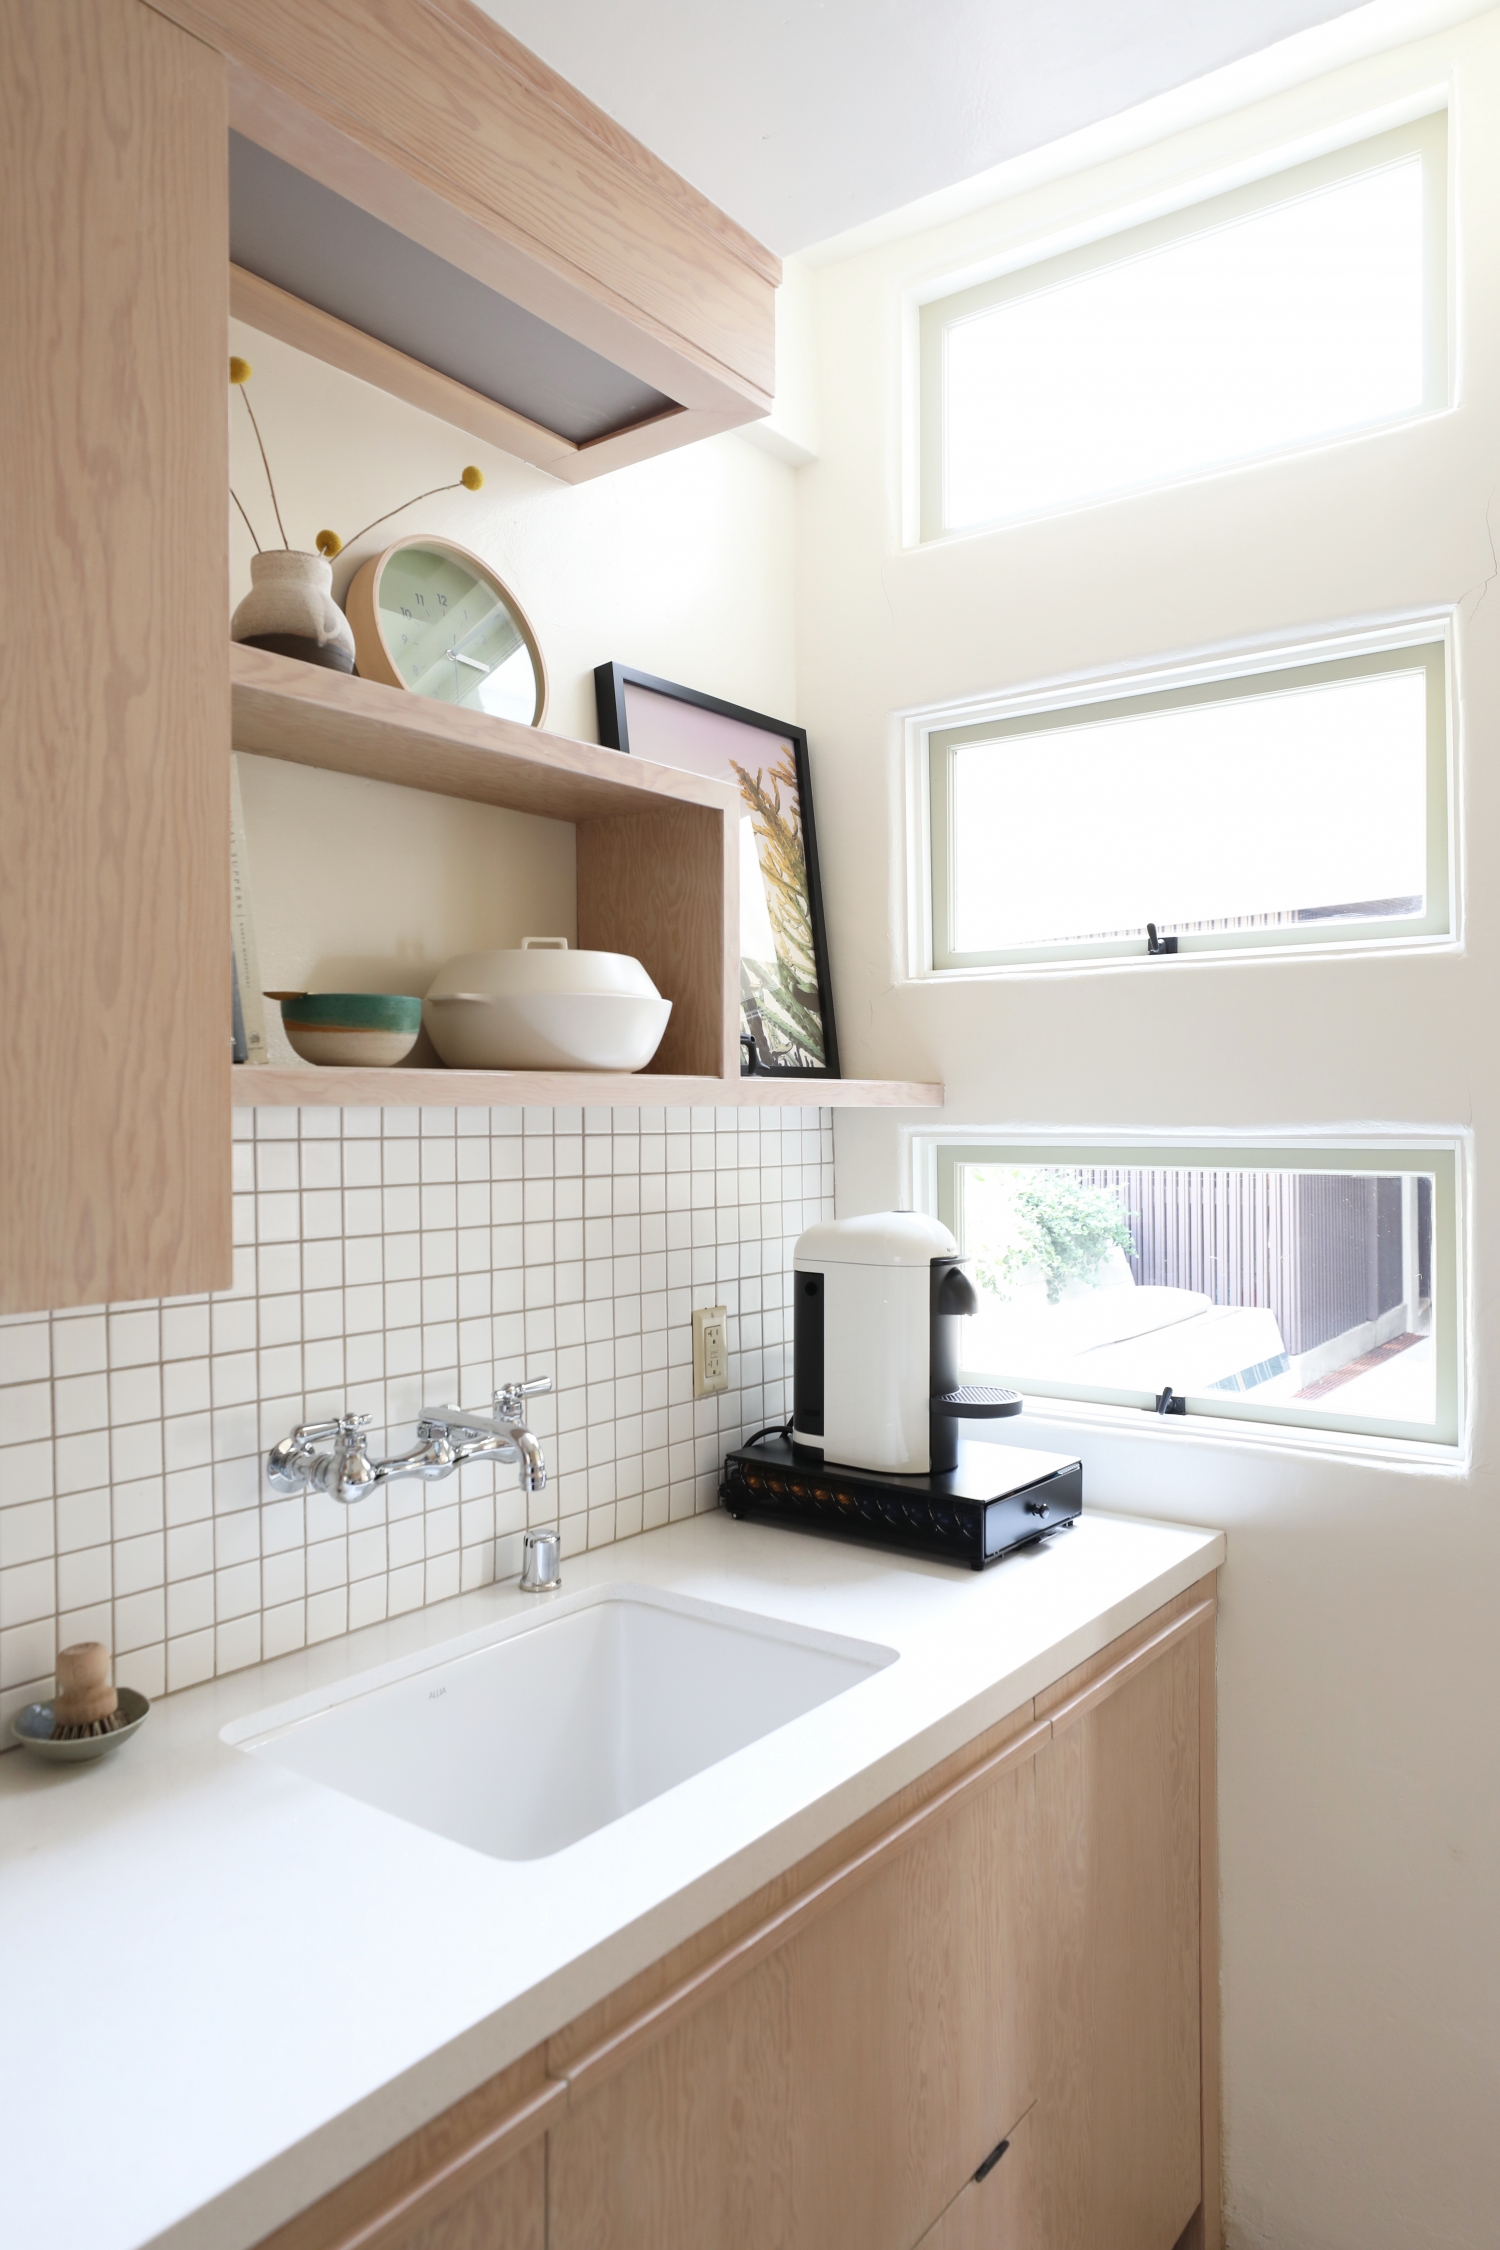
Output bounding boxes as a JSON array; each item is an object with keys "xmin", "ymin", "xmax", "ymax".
[
  {"xmin": 294, "ymin": 1413, "xmax": 373, "ymax": 1446},
  {"xmin": 268, "ymin": 1410, "xmax": 375, "ymax": 1499},
  {"xmin": 495, "ymin": 1374, "xmax": 551, "ymax": 1417}
]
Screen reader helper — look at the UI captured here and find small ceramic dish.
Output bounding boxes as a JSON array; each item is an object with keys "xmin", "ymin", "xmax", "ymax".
[
  {"xmin": 11, "ymin": 1686, "xmax": 151, "ymax": 1764},
  {"xmin": 267, "ymin": 992, "xmax": 423, "ymax": 1068}
]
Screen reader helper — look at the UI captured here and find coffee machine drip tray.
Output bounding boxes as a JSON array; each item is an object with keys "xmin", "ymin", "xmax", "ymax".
[{"xmin": 720, "ymin": 1435, "xmax": 1082, "ymax": 1572}]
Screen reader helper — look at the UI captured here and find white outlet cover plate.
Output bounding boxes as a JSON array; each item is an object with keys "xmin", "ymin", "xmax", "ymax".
[{"xmin": 693, "ymin": 1305, "xmax": 729, "ymax": 1398}]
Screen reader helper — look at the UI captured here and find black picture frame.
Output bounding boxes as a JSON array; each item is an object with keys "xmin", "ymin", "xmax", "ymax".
[{"xmin": 594, "ymin": 662, "xmax": 841, "ymax": 1078}]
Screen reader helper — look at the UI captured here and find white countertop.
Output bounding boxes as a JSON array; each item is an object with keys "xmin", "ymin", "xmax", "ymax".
[{"xmin": 0, "ymin": 1506, "xmax": 1224, "ymax": 2250}]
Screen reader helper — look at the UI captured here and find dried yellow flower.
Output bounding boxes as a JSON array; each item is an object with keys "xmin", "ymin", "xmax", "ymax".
[
  {"xmin": 229, "ymin": 356, "xmax": 253, "ymax": 385},
  {"xmin": 460, "ymin": 465, "xmax": 484, "ymax": 491},
  {"xmin": 315, "ymin": 528, "xmax": 343, "ymax": 558}
]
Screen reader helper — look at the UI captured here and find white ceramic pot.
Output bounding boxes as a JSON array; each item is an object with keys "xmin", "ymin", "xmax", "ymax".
[
  {"xmin": 424, "ymin": 939, "xmax": 673, "ymax": 1072},
  {"xmin": 231, "ymin": 551, "xmax": 357, "ymax": 669}
]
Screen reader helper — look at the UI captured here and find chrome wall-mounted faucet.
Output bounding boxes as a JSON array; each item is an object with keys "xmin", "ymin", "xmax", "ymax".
[{"xmin": 266, "ymin": 1376, "xmax": 553, "ymax": 1506}]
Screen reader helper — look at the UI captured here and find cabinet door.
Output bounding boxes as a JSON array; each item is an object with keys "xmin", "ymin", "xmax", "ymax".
[
  {"xmin": 915, "ymin": 2101, "xmax": 1036, "ymax": 2249},
  {"xmin": 0, "ymin": 0, "xmax": 230, "ymax": 1312},
  {"xmin": 1034, "ymin": 1627, "xmax": 1203, "ymax": 2250},
  {"xmin": 549, "ymin": 1748, "xmax": 1038, "ymax": 2250}
]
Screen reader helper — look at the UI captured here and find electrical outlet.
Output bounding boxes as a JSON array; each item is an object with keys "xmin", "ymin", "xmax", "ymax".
[{"xmin": 693, "ymin": 1305, "xmax": 729, "ymax": 1399}]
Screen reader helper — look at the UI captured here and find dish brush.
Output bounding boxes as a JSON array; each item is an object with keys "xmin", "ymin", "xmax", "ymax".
[{"xmin": 50, "ymin": 1642, "xmax": 127, "ymax": 1739}]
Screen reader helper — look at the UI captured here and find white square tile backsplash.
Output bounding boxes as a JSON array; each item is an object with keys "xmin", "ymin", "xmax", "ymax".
[{"xmin": 0, "ymin": 1101, "xmax": 833, "ymax": 1741}]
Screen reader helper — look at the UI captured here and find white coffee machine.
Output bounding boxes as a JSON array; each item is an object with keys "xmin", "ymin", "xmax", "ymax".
[
  {"xmin": 791, "ymin": 1210, "xmax": 1016, "ymax": 1473},
  {"xmin": 720, "ymin": 1211, "xmax": 1082, "ymax": 1573}
]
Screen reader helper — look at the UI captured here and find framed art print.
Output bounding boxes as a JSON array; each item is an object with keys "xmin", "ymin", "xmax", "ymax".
[{"xmin": 594, "ymin": 664, "xmax": 840, "ymax": 1076}]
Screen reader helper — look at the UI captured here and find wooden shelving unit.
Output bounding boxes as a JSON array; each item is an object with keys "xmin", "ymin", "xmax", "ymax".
[{"xmin": 230, "ymin": 647, "xmax": 943, "ymax": 1112}]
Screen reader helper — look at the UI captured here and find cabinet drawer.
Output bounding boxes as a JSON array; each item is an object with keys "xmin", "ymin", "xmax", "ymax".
[
  {"xmin": 548, "ymin": 1750, "xmax": 1038, "ymax": 2250},
  {"xmin": 916, "ymin": 2104, "xmax": 1036, "ymax": 2249}
]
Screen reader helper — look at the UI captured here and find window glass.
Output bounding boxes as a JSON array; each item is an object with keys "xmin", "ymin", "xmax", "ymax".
[
  {"xmin": 921, "ymin": 116, "xmax": 1446, "ymax": 537},
  {"xmin": 938, "ymin": 1147, "xmax": 1457, "ymax": 1444},
  {"xmin": 928, "ymin": 642, "xmax": 1448, "ymax": 968}
]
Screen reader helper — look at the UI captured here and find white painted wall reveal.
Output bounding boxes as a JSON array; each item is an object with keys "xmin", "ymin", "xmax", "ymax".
[{"xmin": 798, "ymin": 13, "xmax": 1500, "ymax": 2249}]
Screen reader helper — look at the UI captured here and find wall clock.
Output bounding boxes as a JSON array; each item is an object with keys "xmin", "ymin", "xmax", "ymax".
[{"xmin": 344, "ymin": 537, "xmax": 547, "ymax": 725}]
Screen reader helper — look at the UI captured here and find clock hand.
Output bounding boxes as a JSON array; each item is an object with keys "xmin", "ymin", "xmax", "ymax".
[{"xmin": 446, "ymin": 647, "xmax": 490, "ymax": 673}]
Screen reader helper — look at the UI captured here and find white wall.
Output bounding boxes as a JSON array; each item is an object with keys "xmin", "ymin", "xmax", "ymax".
[
  {"xmin": 796, "ymin": 13, "xmax": 1500, "ymax": 2248},
  {"xmin": 229, "ymin": 316, "xmax": 798, "ymax": 737}
]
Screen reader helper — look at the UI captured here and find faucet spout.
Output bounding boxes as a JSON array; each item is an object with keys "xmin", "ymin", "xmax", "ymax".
[
  {"xmin": 423, "ymin": 1376, "xmax": 550, "ymax": 1493},
  {"xmin": 511, "ymin": 1424, "xmax": 547, "ymax": 1493}
]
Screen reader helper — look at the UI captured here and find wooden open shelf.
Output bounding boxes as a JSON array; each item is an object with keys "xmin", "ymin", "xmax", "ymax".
[
  {"xmin": 229, "ymin": 646, "xmax": 943, "ymax": 1112},
  {"xmin": 231, "ymin": 1065, "xmax": 942, "ymax": 1109}
]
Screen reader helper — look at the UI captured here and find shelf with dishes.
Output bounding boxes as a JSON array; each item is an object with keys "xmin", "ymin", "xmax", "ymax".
[{"xmin": 229, "ymin": 646, "xmax": 943, "ymax": 1112}]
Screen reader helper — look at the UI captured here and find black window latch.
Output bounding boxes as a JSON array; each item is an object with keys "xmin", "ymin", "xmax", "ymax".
[
  {"xmin": 1155, "ymin": 1387, "xmax": 1187, "ymax": 1416},
  {"xmin": 1146, "ymin": 922, "xmax": 1178, "ymax": 955}
]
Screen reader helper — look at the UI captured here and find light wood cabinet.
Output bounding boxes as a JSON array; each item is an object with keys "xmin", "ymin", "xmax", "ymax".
[
  {"xmin": 1033, "ymin": 1622, "xmax": 1205, "ymax": 2250},
  {"xmin": 251, "ymin": 1579, "xmax": 1219, "ymax": 2250},
  {"xmin": 0, "ymin": 2, "xmax": 933, "ymax": 1314},
  {"xmin": 547, "ymin": 1712, "xmax": 1036, "ymax": 2250},
  {"xmin": 0, "ymin": 0, "xmax": 231, "ymax": 1314},
  {"xmin": 151, "ymin": 0, "xmax": 779, "ymax": 481}
]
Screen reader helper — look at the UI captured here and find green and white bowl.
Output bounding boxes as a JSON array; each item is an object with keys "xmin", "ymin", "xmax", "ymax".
[{"xmin": 270, "ymin": 992, "xmax": 423, "ymax": 1068}]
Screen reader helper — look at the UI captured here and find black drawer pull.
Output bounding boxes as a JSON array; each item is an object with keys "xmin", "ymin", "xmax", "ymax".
[{"xmin": 974, "ymin": 2135, "xmax": 1010, "ymax": 2184}]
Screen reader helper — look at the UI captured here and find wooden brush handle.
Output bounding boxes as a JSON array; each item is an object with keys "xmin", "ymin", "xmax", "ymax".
[
  {"xmin": 54, "ymin": 1642, "xmax": 116, "ymax": 1723},
  {"xmin": 56, "ymin": 1641, "xmax": 110, "ymax": 1692}
]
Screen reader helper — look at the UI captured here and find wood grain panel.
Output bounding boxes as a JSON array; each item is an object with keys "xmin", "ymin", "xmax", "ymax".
[
  {"xmin": 551, "ymin": 1716, "xmax": 1051, "ymax": 2107},
  {"xmin": 396, "ymin": 2137, "xmax": 543, "ymax": 2250},
  {"xmin": 577, "ymin": 805, "xmax": 732, "ymax": 1079},
  {"xmin": 1034, "ymin": 1629, "xmax": 1203, "ymax": 2250},
  {"xmin": 916, "ymin": 2101, "xmax": 1037, "ymax": 2249},
  {"xmin": 250, "ymin": 2053, "xmax": 557, "ymax": 2250},
  {"xmin": 151, "ymin": 0, "xmax": 777, "ymax": 412},
  {"xmin": 231, "ymin": 643, "xmax": 736, "ymax": 824},
  {"xmin": 0, "ymin": 0, "xmax": 230, "ymax": 1312},
  {"xmin": 548, "ymin": 1747, "xmax": 1038, "ymax": 2250}
]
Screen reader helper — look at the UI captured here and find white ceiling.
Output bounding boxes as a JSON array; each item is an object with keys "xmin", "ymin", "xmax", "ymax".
[{"xmin": 475, "ymin": 0, "xmax": 1369, "ymax": 253}]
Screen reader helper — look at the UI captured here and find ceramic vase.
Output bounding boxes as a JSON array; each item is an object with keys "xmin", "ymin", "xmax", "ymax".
[{"xmin": 230, "ymin": 550, "xmax": 357, "ymax": 673}]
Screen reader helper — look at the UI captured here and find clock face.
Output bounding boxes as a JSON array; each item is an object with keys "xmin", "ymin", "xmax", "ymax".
[{"xmin": 375, "ymin": 542, "xmax": 541, "ymax": 723}]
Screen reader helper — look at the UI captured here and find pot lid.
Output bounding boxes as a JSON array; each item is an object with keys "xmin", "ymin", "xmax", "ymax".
[{"xmin": 425, "ymin": 939, "xmax": 661, "ymax": 1001}]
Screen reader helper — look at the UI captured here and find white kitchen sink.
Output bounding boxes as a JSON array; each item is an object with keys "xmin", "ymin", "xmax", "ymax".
[{"xmin": 223, "ymin": 1585, "xmax": 897, "ymax": 1862}]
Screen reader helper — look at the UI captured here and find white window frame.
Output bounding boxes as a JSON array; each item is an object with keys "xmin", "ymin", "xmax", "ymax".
[
  {"xmin": 913, "ymin": 1130, "xmax": 1465, "ymax": 1456},
  {"xmin": 901, "ymin": 616, "xmax": 1458, "ymax": 981},
  {"xmin": 917, "ymin": 111, "xmax": 1448, "ymax": 543}
]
